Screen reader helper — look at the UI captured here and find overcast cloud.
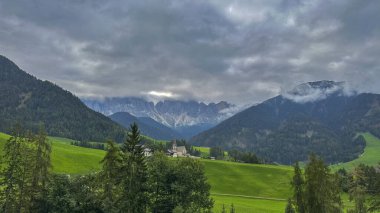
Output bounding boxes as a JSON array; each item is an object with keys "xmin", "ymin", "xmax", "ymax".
[{"xmin": 0, "ymin": 0, "xmax": 379, "ymax": 105}]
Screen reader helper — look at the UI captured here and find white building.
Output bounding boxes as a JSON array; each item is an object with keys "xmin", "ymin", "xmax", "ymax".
[{"xmin": 168, "ymin": 140, "xmax": 187, "ymax": 157}]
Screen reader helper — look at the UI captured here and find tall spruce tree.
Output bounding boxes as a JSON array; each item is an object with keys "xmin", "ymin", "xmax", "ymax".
[
  {"xmin": 285, "ymin": 199, "xmax": 296, "ymax": 213},
  {"xmin": 292, "ymin": 162, "xmax": 305, "ymax": 213},
  {"xmin": 0, "ymin": 124, "xmax": 26, "ymax": 212},
  {"xmin": 121, "ymin": 123, "xmax": 148, "ymax": 213},
  {"xmin": 304, "ymin": 154, "xmax": 342, "ymax": 213},
  {"xmin": 173, "ymin": 158, "xmax": 214, "ymax": 212},
  {"xmin": 99, "ymin": 140, "xmax": 122, "ymax": 212},
  {"xmin": 0, "ymin": 125, "xmax": 52, "ymax": 212},
  {"xmin": 29, "ymin": 126, "xmax": 52, "ymax": 211},
  {"xmin": 147, "ymin": 152, "xmax": 175, "ymax": 212}
]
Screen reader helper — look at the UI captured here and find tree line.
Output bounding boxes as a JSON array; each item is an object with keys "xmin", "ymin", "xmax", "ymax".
[
  {"xmin": 0, "ymin": 123, "xmax": 213, "ymax": 212},
  {"xmin": 208, "ymin": 146, "xmax": 261, "ymax": 164},
  {"xmin": 286, "ymin": 154, "xmax": 380, "ymax": 213},
  {"xmin": 70, "ymin": 140, "xmax": 105, "ymax": 150}
]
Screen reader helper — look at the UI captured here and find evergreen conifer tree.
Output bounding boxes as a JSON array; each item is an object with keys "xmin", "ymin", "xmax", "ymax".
[
  {"xmin": 292, "ymin": 162, "xmax": 305, "ymax": 213},
  {"xmin": 121, "ymin": 123, "xmax": 148, "ymax": 213},
  {"xmin": 285, "ymin": 199, "xmax": 296, "ymax": 213},
  {"xmin": 100, "ymin": 140, "xmax": 122, "ymax": 212},
  {"xmin": 304, "ymin": 154, "xmax": 342, "ymax": 213}
]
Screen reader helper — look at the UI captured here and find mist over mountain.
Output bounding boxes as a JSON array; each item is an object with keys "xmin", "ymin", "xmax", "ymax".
[
  {"xmin": 83, "ymin": 97, "xmax": 240, "ymax": 138},
  {"xmin": 109, "ymin": 112, "xmax": 183, "ymax": 140},
  {"xmin": 190, "ymin": 81, "xmax": 380, "ymax": 164}
]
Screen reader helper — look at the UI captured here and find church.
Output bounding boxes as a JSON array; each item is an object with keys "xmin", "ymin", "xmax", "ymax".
[{"xmin": 167, "ymin": 140, "xmax": 187, "ymax": 157}]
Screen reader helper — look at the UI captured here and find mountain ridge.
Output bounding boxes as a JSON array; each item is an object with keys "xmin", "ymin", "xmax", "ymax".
[
  {"xmin": 190, "ymin": 81, "xmax": 380, "ymax": 164},
  {"xmin": 109, "ymin": 112, "xmax": 183, "ymax": 140},
  {"xmin": 0, "ymin": 55, "xmax": 126, "ymax": 142},
  {"xmin": 83, "ymin": 97, "xmax": 240, "ymax": 138}
]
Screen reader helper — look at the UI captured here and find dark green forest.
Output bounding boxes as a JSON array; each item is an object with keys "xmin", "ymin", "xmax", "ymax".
[
  {"xmin": 191, "ymin": 88, "xmax": 380, "ymax": 164},
  {"xmin": 0, "ymin": 55, "xmax": 126, "ymax": 142}
]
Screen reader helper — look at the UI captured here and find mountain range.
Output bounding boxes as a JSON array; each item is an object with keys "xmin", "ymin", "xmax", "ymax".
[
  {"xmin": 4, "ymin": 53, "xmax": 380, "ymax": 165},
  {"xmin": 109, "ymin": 112, "xmax": 182, "ymax": 140},
  {"xmin": 190, "ymin": 81, "xmax": 380, "ymax": 164},
  {"xmin": 83, "ymin": 97, "xmax": 239, "ymax": 138},
  {"xmin": 0, "ymin": 55, "xmax": 126, "ymax": 142}
]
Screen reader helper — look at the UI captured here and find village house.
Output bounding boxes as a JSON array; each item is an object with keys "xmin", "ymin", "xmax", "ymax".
[{"xmin": 143, "ymin": 147, "xmax": 152, "ymax": 157}]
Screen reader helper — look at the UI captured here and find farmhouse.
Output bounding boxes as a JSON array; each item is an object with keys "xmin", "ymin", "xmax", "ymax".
[
  {"xmin": 143, "ymin": 147, "xmax": 152, "ymax": 157},
  {"xmin": 167, "ymin": 140, "xmax": 187, "ymax": 157}
]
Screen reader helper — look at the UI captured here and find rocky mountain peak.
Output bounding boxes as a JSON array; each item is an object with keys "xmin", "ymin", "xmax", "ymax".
[{"xmin": 283, "ymin": 80, "xmax": 355, "ymax": 103}]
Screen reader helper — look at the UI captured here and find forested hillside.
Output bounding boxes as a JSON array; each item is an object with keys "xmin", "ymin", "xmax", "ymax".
[
  {"xmin": 0, "ymin": 55, "xmax": 125, "ymax": 142},
  {"xmin": 191, "ymin": 81, "xmax": 380, "ymax": 164}
]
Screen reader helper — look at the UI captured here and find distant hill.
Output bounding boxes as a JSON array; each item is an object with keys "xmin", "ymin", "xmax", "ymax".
[
  {"xmin": 0, "ymin": 55, "xmax": 125, "ymax": 142},
  {"xmin": 109, "ymin": 112, "xmax": 182, "ymax": 140},
  {"xmin": 190, "ymin": 81, "xmax": 380, "ymax": 164},
  {"xmin": 83, "ymin": 97, "xmax": 240, "ymax": 139}
]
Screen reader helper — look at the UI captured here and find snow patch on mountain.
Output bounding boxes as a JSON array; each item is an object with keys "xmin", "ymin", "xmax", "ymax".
[{"xmin": 82, "ymin": 97, "xmax": 241, "ymax": 130}]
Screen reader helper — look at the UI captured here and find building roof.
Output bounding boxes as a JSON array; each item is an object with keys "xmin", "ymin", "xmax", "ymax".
[{"xmin": 176, "ymin": 146, "xmax": 186, "ymax": 153}]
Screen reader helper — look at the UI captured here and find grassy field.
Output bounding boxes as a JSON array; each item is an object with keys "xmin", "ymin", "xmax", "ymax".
[
  {"xmin": 194, "ymin": 146, "xmax": 210, "ymax": 158},
  {"xmin": 331, "ymin": 133, "xmax": 380, "ymax": 171},
  {"xmin": 203, "ymin": 159, "xmax": 293, "ymax": 212},
  {"xmin": 2, "ymin": 132, "xmax": 378, "ymax": 212},
  {"xmin": 0, "ymin": 132, "xmax": 292, "ymax": 211},
  {"xmin": 0, "ymin": 133, "xmax": 105, "ymax": 174},
  {"xmin": 212, "ymin": 195, "xmax": 287, "ymax": 213}
]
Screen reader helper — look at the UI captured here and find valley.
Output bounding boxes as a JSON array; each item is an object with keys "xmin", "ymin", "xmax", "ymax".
[{"xmin": 2, "ymin": 131, "xmax": 379, "ymax": 212}]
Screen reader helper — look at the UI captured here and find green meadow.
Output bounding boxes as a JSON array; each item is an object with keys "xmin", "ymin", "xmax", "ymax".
[
  {"xmin": 0, "ymin": 133, "xmax": 104, "ymax": 174},
  {"xmin": 0, "ymin": 132, "xmax": 292, "ymax": 211},
  {"xmin": 2, "ymin": 132, "xmax": 380, "ymax": 212},
  {"xmin": 331, "ymin": 132, "xmax": 380, "ymax": 171}
]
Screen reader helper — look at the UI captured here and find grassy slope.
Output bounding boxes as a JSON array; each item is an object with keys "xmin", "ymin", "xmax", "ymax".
[
  {"xmin": 3, "ymin": 132, "xmax": 378, "ymax": 211},
  {"xmin": 0, "ymin": 133, "xmax": 104, "ymax": 174},
  {"xmin": 0, "ymin": 132, "xmax": 292, "ymax": 211},
  {"xmin": 48, "ymin": 137, "xmax": 104, "ymax": 174},
  {"xmin": 331, "ymin": 132, "xmax": 380, "ymax": 171},
  {"xmin": 203, "ymin": 159, "xmax": 292, "ymax": 212}
]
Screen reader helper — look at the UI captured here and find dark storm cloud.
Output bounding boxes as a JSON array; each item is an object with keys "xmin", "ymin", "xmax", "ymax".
[{"xmin": 0, "ymin": 0, "xmax": 379, "ymax": 105}]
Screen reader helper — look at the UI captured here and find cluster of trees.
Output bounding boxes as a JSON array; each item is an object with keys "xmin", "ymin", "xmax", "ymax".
[
  {"xmin": 228, "ymin": 150, "xmax": 261, "ymax": 164},
  {"xmin": 70, "ymin": 140, "xmax": 105, "ymax": 150},
  {"xmin": 286, "ymin": 154, "xmax": 380, "ymax": 213},
  {"xmin": 286, "ymin": 154, "xmax": 342, "ymax": 213},
  {"xmin": 337, "ymin": 164, "xmax": 380, "ymax": 212},
  {"xmin": 0, "ymin": 123, "xmax": 214, "ymax": 212},
  {"xmin": 209, "ymin": 146, "xmax": 225, "ymax": 160},
  {"xmin": 0, "ymin": 125, "xmax": 51, "ymax": 212},
  {"xmin": 208, "ymin": 147, "xmax": 262, "ymax": 164}
]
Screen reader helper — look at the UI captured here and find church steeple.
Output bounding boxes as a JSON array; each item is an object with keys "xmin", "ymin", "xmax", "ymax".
[{"xmin": 172, "ymin": 140, "xmax": 177, "ymax": 151}]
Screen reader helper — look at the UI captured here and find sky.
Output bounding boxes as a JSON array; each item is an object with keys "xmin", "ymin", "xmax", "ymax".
[{"xmin": 0, "ymin": 0, "xmax": 379, "ymax": 105}]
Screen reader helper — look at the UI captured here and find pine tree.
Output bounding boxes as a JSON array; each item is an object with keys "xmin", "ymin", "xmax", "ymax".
[
  {"xmin": 285, "ymin": 199, "xmax": 296, "ymax": 213},
  {"xmin": 349, "ymin": 166, "xmax": 369, "ymax": 213},
  {"xmin": 304, "ymin": 154, "xmax": 342, "ymax": 213},
  {"xmin": 29, "ymin": 126, "xmax": 52, "ymax": 210},
  {"xmin": 121, "ymin": 123, "xmax": 148, "ymax": 213},
  {"xmin": 292, "ymin": 162, "xmax": 305, "ymax": 213},
  {"xmin": 99, "ymin": 140, "xmax": 122, "ymax": 212},
  {"xmin": 16, "ymin": 130, "xmax": 35, "ymax": 212},
  {"xmin": 147, "ymin": 152, "xmax": 175, "ymax": 212},
  {"xmin": 0, "ymin": 125, "xmax": 26, "ymax": 212}
]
